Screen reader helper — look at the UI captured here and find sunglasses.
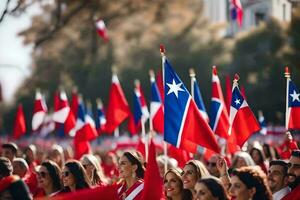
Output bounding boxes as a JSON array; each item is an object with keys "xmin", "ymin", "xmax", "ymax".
[
  {"xmin": 62, "ymin": 171, "xmax": 70, "ymax": 177},
  {"xmin": 207, "ymin": 162, "xmax": 217, "ymax": 167},
  {"xmin": 38, "ymin": 171, "xmax": 47, "ymax": 178}
]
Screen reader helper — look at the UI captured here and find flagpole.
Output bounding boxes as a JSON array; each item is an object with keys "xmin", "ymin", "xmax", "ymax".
[
  {"xmin": 189, "ymin": 68, "xmax": 195, "ymax": 99},
  {"xmin": 135, "ymin": 79, "xmax": 149, "ymax": 161},
  {"xmin": 160, "ymin": 44, "xmax": 168, "ymax": 173},
  {"xmin": 285, "ymin": 66, "xmax": 290, "ymax": 131},
  {"xmin": 149, "ymin": 70, "xmax": 155, "ymax": 132}
]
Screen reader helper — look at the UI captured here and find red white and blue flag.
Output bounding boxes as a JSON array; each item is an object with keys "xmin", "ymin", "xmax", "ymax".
[
  {"xmin": 32, "ymin": 90, "xmax": 47, "ymax": 131},
  {"xmin": 52, "ymin": 91, "xmax": 76, "ymax": 135},
  {"xmin": 192, "ymin": 75, "xmax": 209, "ymax": 122},
  {"xmin": 150, "ymin": 74, "xmax": 164, "ymax": 134},
  {"xmin": 258, "ymin": 110, "xmax": 267, "ymax": 135},
  {"xmin": 286, "ymin": 76, "xmax": 300, "ymax": 130},
  {"xmin": 95, "ymin": 98, "xmax": 106, "ymax": 134},
  {"xmin": 210, "ymin": 66, "xmax": 230, "ymax": 139},
  {"xmin": 230, "ymin": 0, "xmax": 243, "ymax": 27},
  {"xmin": 164, "ymin": 58, "xmax": 219, "ymax": 153},
  {"xmin": 73, "ymin": 100, "xmax": 98, "ymax": 159},
  {"xmin": 128, "ymin": 80, "xmax": 149, "ymax": 134},
  {"xmin": 228, "ymin": 75, "xmax": 260, "ymax": 148}
]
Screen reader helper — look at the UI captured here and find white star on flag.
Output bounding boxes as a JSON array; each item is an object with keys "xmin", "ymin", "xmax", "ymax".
[
  {"xmin": 235, "ymin": 99, "xmax": 241, "ymax": 105},
  {"xmin": 290, "ymin": 90, "xmax": 300, "ymax": 102},
  {"xmin": 167, "ymin": 79, "xmax": 184, "ymax": 98}
]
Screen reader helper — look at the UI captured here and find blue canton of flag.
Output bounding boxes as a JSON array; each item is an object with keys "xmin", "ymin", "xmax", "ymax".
[
  {"xmin": 164, "ymin": 58, "xmax": 219, "ymax": 153},
  {"xmin": 193, "ymin": 78, "xmax": 209, "ymax": 122},
  {"xmin": 287, "ymin": 78, "xmax": 300, "ymax": 129},
  {"xmin": 231, "ymin": 86, "xmax": 244, "ymax": 110}
]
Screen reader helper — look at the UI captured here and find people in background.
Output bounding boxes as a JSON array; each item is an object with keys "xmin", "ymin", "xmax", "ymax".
[
  {"xmin": 194, "ymin": 176, "xmax": 229, "ymax": 200},
  {"xmin": 164, "ymin": 168, "xmax": 192, "ymax": 200},
  {"xmin": 62, "ymin": 160, "xmax": 92, "ymax": 192},
  {"xmin": 1, "ymin": 142, "xmax": 18, "ymax": 163},
  {"xmin": 35, "ymin": 160, "xmax": 63, "ymax": 197},
  {"xmin": 117, "ymin": 151, "xmax": 145, "ymax": 200},
  {"xmin": 80, "ymin": 154, "xmax": 108, "ymax": 186},
  {"xmin": 182, "ymin": 160, "xmax": 210, "ymax": 197},
  {"xmin": 229, "ymin": 166, "xmax": 272, "ymax": 200},
  {"xmin": 268, "ymin": 160, "xmax": 290, "ymax": 200}
]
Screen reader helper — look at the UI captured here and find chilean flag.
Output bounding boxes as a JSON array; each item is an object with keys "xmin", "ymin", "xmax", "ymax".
[
  {"xmin": 150, "ymin": 74, "xmax": 164, "ymax": 134},
  {"xmin": 73, "ymin": 101, "xmax": 98, "ymax": 159},
  {"xmin": 128, "ymin": 80, "xmax": 149, "ymax": 135},
  {"xmin": 192, "ymin": 75, "xmax": 209, "ymax": 122},
  {"xmin": 32, "ymin": 91, "xmax": 47, "ymax": 132},
  {"xmin": 95, "ymin": 19, "xmax": 109, "ymax": 42},
  {"xmin": 258, "ymin": 110, "xmax": 267, "ymax": 135},
  {"xmin": 210, "ymin": 66, "xmax": 230, "ymax": 139},
  {"xmin": 105, "ymin": 73, "xmax": 131, "ymax": 133},
  {"xmin": 70, "ymin": 89, "xmax": 79, "ymax": 119},
  {"xmin": 164, "ymin": 58, "xmax": 220, "ymax": 153},
  {"xmin": 52, "ymin": 91, "xmax": 76, "ymax": 135},
  {"xmin": 287, "ymin": 77, "xmax": 300, "ymax": 130},
  {"xmin": 228, "ymin": 75, "xmax": 260, "ymax": 148},
  {"xmin": 230, "ymin": 0, "xmax": 243, "ymax": 27},
  {"xmin": 95, "ymin": 98, "xmax": 106, "ymax": 134}
]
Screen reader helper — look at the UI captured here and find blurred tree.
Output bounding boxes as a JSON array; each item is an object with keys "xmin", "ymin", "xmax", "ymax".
[{"xmin": 1, "ymin": 0, "xmax": 300, "ymax": 134}]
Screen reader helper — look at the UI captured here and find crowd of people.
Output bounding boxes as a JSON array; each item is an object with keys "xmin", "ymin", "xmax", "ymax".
[{"xmin": 0, "ymin": 132, "xmax": 300, "ymax": 200}]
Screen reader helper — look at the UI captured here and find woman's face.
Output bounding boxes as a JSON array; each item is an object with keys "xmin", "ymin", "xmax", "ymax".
[
  {"xmin": 251, "ymin": 149, "xmax": 261, "ymax": 164},
  {"xmin": 236, "ymin": 157, "xmax": 247, "ymax": 168},
  {"xmin": 37, "ymin": 166, "xmax": 52, "ymax": 189},
  {"xmin": 164, "ymin": 172, "xmax": 182, "ymax": 198},
  {"xmin": 229, "ymin": 176, "xmax": 253, "ymax": 200},
  {"xmin": 118, "ymin": 155, "xmax": 135, "ymax": 179},
  {"xmin": 62, "ymin": 166, "xmax": 75, "ymax": 188},
  {"xmin": 81, "ymin": 160, "xmax": 94, "ymax": 178},
  {"xmin": 194, "ymin": 182, "xmax": 217, "ymax": 200},
  {"xmin": 182, "ymin": 164, "xmax": 198, "ymax": 190}
]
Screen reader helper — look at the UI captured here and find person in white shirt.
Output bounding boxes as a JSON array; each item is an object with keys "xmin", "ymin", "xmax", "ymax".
[{"xmin": 268, "ymin": 160, "xmax": 290, "ymax": 200}]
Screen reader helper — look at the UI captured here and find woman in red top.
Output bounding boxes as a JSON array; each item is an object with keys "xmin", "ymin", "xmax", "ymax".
[{"xmin": 117, "ymin": 151, "xmax": 145, "ymax": 200}]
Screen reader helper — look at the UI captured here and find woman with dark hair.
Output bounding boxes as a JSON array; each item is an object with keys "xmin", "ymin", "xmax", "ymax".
[
  {"xmin": 249, "ymin": 145, "xmax": 268, "ymax": 174},
  {"xmin": 164, "ymin": 168, "xmax": 192, "ymax": 200},
  {"xmin": 117, "ymin": 151, "xmax": 145, "ymax": 200},
  {"xmin": 62, "ymin": 160, "xmax": 92, "ymax": 192},
  {"xmin": 194, "ymin": 177, "xmax": 229, "ymax": 200},
  {"xmin": 229, "ymin": 166, "xmax": 272, "ymax": 200},
  {"xmin": 181, "ymin": 160, "xmax": 210, "ymax": 197},
  {"xmin": 80, "ymin": 154, "xmax": 108, "ymax": 186},
  {"xmin": 35, "ymin": 160, "xmax": 63, "ymax": 197}
]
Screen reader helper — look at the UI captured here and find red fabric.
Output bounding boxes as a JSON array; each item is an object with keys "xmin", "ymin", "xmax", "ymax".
[
  {"xmin": 128, "ymin": 112, "xmax": 141, "ymax": 135},
  {"xmin": 141, "ymin": 139, "xmax": 164, "ymax": 200},
  {"xmin": 70, "ymin": 91, "xmax": 79, "ymax": 119},
  {"xmin": 51, "ymin": 185, "xmax": 118, "ymax": 200},
  {"xmin": 282, "ymin": 184, "xmax": 300, "ymax": 200},
  {"xmin": 289, "ymin": 107, "xmax": 300, "ymax": 130},
  {"xmin": 180, "ymin": 99, "xmax": 220, "ymax": 153},
  {"xmin": 0, "ymin": 175, "xmax": 19, "ymax": 192},
  {"xmin": 117, "ymin": 180, "xmax": 144, "ymax": 200},
  {"xmin": 102, "ymin": 163, "xmax": 118, "ymax": 178},
  {"xmin": 136, "ymin": 138, "xmax": 146, "ymax": 158},
  {"xmin": 280, "ymin": 140, "xmax": 299, "ymax": 159},
  {"xmin": 211, "ymin": 67, "xmax": 230, "ymax": 139},
  {"xmin": 168, "ymin": 145, "xmax": 191, "ymax": 168},
  {"xmin": 105, "ymin": 75, "xmax": 131, "ymax": 133},
  {"xmin": 229, "ymin": 106, "xmax": 260, "ymax": 148},
  {"xmin": 64, "ymin": 111, "xmax": 76, "ymax": 134},
  {"xmin": 23, "ymin": 171, "xmax": 38, "ymax": 195},
  {"xmin": 12, "ymin": 104, "xmax": 26, "ymax": 139}
]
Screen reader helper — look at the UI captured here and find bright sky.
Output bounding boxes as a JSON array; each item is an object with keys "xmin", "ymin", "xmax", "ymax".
[{"xmin": 0, "ymin": 2, "xmax": 41, "ymax": 103}]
